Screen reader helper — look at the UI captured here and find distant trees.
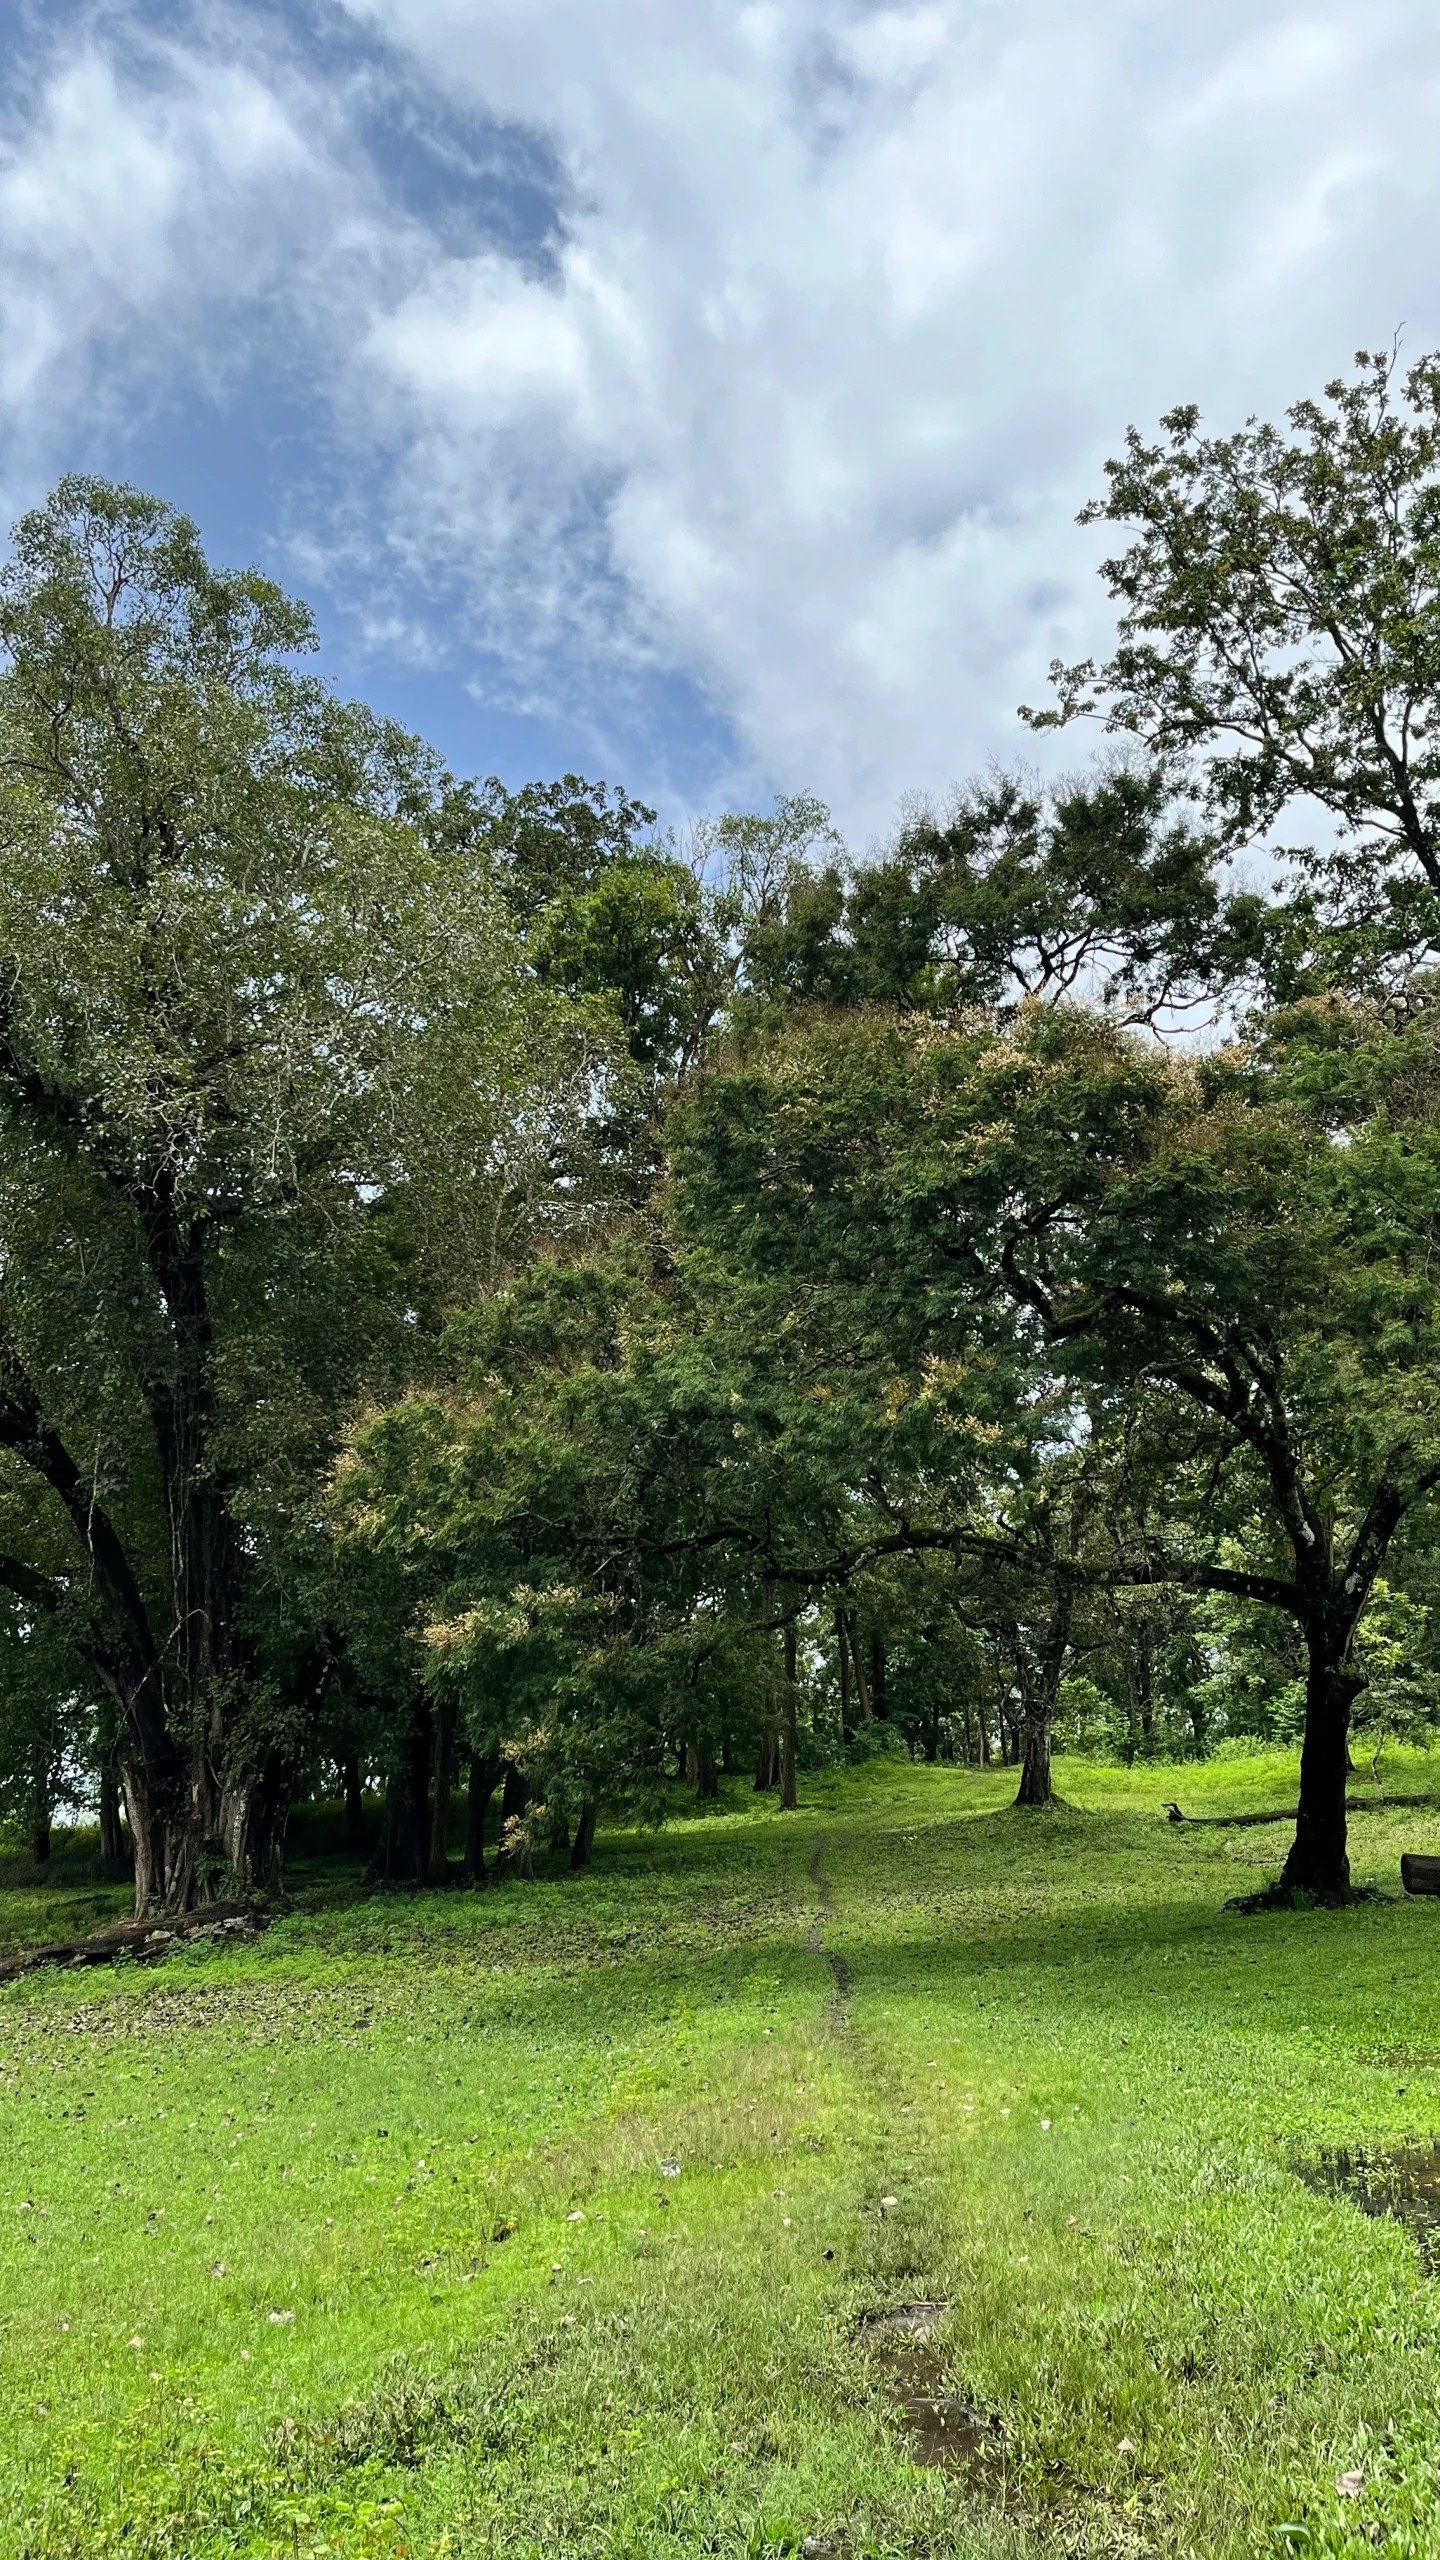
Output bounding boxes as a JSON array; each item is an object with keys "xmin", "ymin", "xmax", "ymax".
[
  {"xmin": 11, "ymin": 346, "xmax": 1440, "ymax": 1914},
  {"xmin": 677, "ymin": 998, "xmax": 1440, "ymax": 1896},
  {"xmin": 330, "ymin": 353, "xmax": 1440, "ymax": 1906}
]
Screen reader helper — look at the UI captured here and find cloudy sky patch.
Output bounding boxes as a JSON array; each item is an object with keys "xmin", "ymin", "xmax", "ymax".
[{"xmin": 1, "ymin": 0, "xmax": 1437, "ymax": 833}]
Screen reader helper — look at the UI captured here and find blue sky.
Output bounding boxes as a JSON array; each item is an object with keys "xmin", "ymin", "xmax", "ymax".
[{"xmin": 4, "ymin": 0, "xmax": 1440, "ymax": 838}]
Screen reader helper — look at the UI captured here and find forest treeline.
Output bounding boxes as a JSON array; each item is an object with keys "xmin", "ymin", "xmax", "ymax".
[{"xmin": 5, "ymin": 347, "xmax": 1440, "ymax": 1913}]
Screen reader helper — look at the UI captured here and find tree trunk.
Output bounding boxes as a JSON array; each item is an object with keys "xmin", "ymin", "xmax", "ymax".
[
  {"xmin": 220, "ymin": 1754, "xmax": 291, "ymax": 1897},
  {"xmin": 696, "ymin": 1747, "xmax": 719, "ymax": 1800},
  {"xmin": 1014, "ymin": 1707, "xmax": 1053, "ymax": 1806},
  {"xmin": 1132, "ymin": 1627, "xmax": 1155, "ymax": 1756},
  {"xmin": 837, "ymin": 1611, "xmax": 853, "ymax": 1742},
  {"xmin": 342, "ymin": 1752, "xmax": 365, "ymax": 1854},
  {"xmin": 755, "ymin": 1724, "xmax": 779, "ymax": 1790},
  {"xmin": 871, "ymin": 1634, "xmax": 887, "ymax": 1721},
  {"xmin": 569, "ymin": 1801, "xmax": 598, "ymax": 1872},
  {"xmin": 1279, "ymin": 1622, "xmax": 1365, "ymax": 1901},
  {"xmin": 780, "ymin": 1624, "xmax": 798, "ymax": 1811},
  {"xmin": 98, "ymin": 1754, "xmax": 128, "ymax": 1876},
  {"xmin": 847, "ymin": 1615, "xmax": 873, "ymax": 1720},
  {"xmin": 1013, "ymin": 1591, "xmax": 1071, "ymax": 1811},
  {"xmin": 31, "ymin": 1816, "xmax": 50, "ymax": 1867},
  {"xmin": 429, "ymin": 1699, "xmax": 456, "ymax": 1877},
  {"xmin": 465, "ymin": 1754, "xmax": 499, "ymax": 1884},
  {"xmin": 371, "ymin": 1706, "xmax": 432, "ymax": 1884},
  {"xmin": 550, "ymin": 1809, "xmax": 571, "ymax": 1861},
  {"xmin": 684, "ymin": 1742, "xmax": 700, "ymax": 1788},
  {"xmin": 923, "ymin": 1710, "xmax": 939, "ymax": 1765}
]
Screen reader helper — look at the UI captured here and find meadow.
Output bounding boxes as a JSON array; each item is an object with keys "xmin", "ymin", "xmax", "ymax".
[{"xmin": 4, "ymin": 1751, "xmax": 1440, "ymax": 2560}]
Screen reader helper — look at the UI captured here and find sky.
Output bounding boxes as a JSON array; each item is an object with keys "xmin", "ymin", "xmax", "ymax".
[{"xmin": 2, "ymin": 0, "xmax": 1440, "ymax": 842}]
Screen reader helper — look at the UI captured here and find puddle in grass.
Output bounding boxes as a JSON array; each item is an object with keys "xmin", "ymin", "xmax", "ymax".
[
  {"xmin": 1297, "ymin": 2141, "xmax": 1440, "ymax": 2262},
  {"xmin": 800, "ymin": 2315, "xmax": 1003, "ymax": 2560},
  {"xmin": 853, "ymin": 2300, "xmax": 1005, "ymax": 2471}
]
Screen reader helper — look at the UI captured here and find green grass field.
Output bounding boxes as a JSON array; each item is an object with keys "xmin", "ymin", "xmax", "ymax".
[{"xmin": 5, "ymin": 1750, "xmax": 1440, "ymax": 2560}]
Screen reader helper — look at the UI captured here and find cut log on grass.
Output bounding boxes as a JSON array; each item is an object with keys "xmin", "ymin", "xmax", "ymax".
[
  {"xmin": 1401, "ymin": 1854, "xmax": 1440, "ymax": 1897},
  {"xmin": 0, "ymin": 1899, "xmax": 263, "ymax": 1984}
]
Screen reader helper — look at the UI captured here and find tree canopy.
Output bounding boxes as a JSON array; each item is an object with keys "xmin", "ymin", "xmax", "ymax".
[{"xmin": 10, "ymin": 353, "xmax": 1440, "ymax": 1915}]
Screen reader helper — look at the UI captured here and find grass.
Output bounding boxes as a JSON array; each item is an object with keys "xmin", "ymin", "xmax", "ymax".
[{"xmin": 4, "ymin": 1749, "xmax": 1440, "ymax": 2556}]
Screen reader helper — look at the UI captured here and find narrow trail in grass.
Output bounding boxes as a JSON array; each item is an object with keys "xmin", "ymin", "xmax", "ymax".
[{"xmin": 807, "ymin": 1831, "xmax": 852, "ymax": 2004}]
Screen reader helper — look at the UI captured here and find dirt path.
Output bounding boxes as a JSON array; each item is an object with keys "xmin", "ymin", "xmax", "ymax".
[{"xmin": 807, "ymin": 1832, "xmax": 851, "ymax": 2003}]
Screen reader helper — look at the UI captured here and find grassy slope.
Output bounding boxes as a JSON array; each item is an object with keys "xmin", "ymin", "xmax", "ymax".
[{"xmin": 3, "ymin": 1754, "xmax": 1440, "ymax": 2558}]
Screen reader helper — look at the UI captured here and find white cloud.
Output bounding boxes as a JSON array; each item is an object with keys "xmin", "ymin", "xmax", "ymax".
[
  {"xmin": 1163, "ymin": 17, "xmax": 1363, "ymax": 134},
  {"xmin": 370, "ymin": 257, "xmax": 590, "ymax": 431},
  {"xmin": 4, "ymin": 1, "xmax": 1440, "ymax": 831},
  {"xmin": 0, "ymin": 34, "xmax": 334, "ymax": 450},
  {"xmin": 328, "ymin": 0, "xmax": 1440, "ymax": 828}
]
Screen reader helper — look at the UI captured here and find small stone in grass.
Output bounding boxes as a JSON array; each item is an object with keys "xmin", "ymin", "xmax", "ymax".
[
  {"xmin": 567, "ymin": 2210, "xmax": 585, "ymax": 2222},
  {"xmin": 210, "ymin": 2261, "xmax": 226, "ymax": 2278},
  {"xmin": 1040, "ymin": 2118, "xmax": 1052, "ymax": 2130},
  {"xmin": 267, "ymin": 2309, "xmax": 295, "ymax": 2325},
  {"xmin": 1336, "ymin": 2470, "xmax": 1365, "ymax": 2500},
  {"xmin": 659, "ymin": 2159, "xmax": 681, "ymax": 2177},
  {"xmin": 1117, "ymin": 2438, "xmax": 1136, "ymax": 2457}
]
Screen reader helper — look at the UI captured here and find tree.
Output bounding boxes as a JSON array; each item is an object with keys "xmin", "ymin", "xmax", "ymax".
[
  {"xmin": 745, "ymin": 768, "xmax": 1237, "ymax": 1027},
  {"xmin": 333, "ymin": 1249, "xmax": 802, "ymax": 1838},
  {"xmin": 1025, "ymin": 347, "xmax": 1440, "ymax": 995},
  {"xmin": 671, "ymin": 1000, "xmax": 1440, "ymax": 1899},
  {"xmin": 0, "ymin": 478, "xmax": 581, "ymax": 1910}
]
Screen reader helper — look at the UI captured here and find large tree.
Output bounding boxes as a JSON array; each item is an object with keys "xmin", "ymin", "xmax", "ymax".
[
  {"xmin": 673, "ymin": 1000, "xmax": 1440, "ymax": 1899},
  {"xmin": 0, "ymin": 479, "xmax": 581, "ymax": 1910}
]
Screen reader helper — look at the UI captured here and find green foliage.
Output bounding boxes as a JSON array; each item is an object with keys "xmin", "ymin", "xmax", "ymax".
[
  {"xmin": 0, "ymin": 475, "xmax": 598, "ymax": 1897},
  {"xmin": 1027, "ymin": 347, "xmax": 1440, "ymax": 992},
  {"xmin": 745, "ymin": 766, "xmax": 1238, "ymax": 1023}
]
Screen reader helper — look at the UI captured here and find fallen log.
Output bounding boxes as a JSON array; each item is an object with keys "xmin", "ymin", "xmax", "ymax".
[
  {"xmin": 0, "ymin": 1899, "xmax": 263, "ymax": 1984},
  {"xmin": 1163, "ymin": 1806, "xmax": 1300, "ymax": 1829},
  {"xmin": 1401, "ymin": 1854, "xmax": 1440, "ymax": 1898},
  {"xmin": 1165, "ymin": 1798, "xmax": 1423, "ymax": 1830}
]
